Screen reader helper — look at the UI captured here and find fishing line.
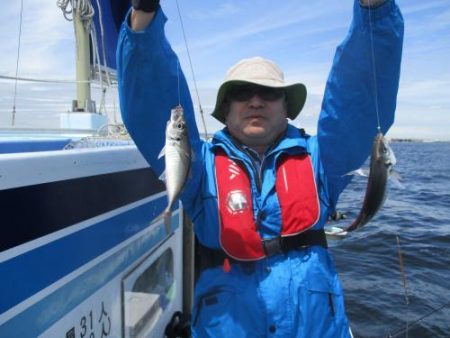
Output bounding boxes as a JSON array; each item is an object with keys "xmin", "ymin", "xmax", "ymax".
[
  {"xmin": 367, "ymin": 0, "xmax": 382, "ymax": 132},
  {"xmin": 396, "ymin": 234, "xmax": 410, "ymax": 305},
  {"xmin": 176, "ymin": 60, "xmax": 181, "ymax": 106},
  {"xmin": 11, "ymin": 0, "xmax": 24, "ymax": 127},
  {"xmin": 395, "ymin": 234, "xmax": 410, "ymax": 338},
  {"xmin": 175, "ymin": 0, "xmax": 209, "ymax": 139},
  {"xmin": 385, "ymin": 301, "xmax": 450, "ymax": 338}
]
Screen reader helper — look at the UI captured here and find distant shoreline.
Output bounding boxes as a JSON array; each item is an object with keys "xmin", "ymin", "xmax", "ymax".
[
  {"xmin": 389, "ymin": 138, "xmax": 450, "ymax": 143},
  {"xmin": 390, "ymin": 138, "xmax": 420, "ymax": 143}
]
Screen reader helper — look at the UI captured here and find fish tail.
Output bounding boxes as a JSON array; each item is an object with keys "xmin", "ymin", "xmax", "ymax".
[
  {"xmin": 151, "ymin": 208, "xmax": 172, "ymax": 235},
  {"xmin": 163, "ymin": 209, "xmax": 172, "ymax": 234}
]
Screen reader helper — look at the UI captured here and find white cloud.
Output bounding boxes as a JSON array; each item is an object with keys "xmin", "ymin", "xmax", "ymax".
[
  {"xmin": 399, "ymin": 80, "xmax": 450, "ymax": 106},
  {"xmin": 172, "ymin": 1, "xmax": 344, "ymax": 57},
  {"xmin": 0, "ymin": 1, "xmax": 75, "ymax": 78},
  {"xmin": 400, "ymin": 0, "xmax": 449, "ymax": 15},
  {"xmin": 186, "ymin": 3, "xmax": 240, "ymax": 20}
]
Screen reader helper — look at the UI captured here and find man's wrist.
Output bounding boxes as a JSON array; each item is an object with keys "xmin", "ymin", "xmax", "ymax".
[{"xmin": 131, "ymin": 0, "xmax": 160, "ymax": 13}]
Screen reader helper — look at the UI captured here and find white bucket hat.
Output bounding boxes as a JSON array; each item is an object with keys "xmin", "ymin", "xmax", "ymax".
[{"xmin": 211, "ymin": 56, "xmax": 307, "ymax": 123}]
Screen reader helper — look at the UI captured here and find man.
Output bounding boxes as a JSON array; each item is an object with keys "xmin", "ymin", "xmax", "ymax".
[{"xmin": 117, "ymin": 0, "xmax": 403, "ymax": 337}]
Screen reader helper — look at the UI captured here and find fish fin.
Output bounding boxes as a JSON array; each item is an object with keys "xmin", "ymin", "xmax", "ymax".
[
  {"xmin": 181, "ymin": 149, "xmax": 191, "ymax": 158},
  {"xmin": 163, "ymin": 211, "xmax": 172, "ymax": 234},
  {"xmin": 151, "ymin": 209, "xmax": 172, "ymax": 235},
  {"xmin": 390, "ymin": 169, "xmax": 402, "ymax": 181},
  {"xmin": 158, "ymin": 146, "xmax": 166, "ymax": 159},
  {"xmin": 159, "ymin": 170, "xmax": 166, "ymax": 182},
  {"xmin": 389, "ymin": 170, "xmax": 404, "ymax": 189},
  {"xmin": 324, "ymin": 226, "xmax": 348, "ymax": 240},
  {"xmin": 344, "ymin": 168, "xmax": 369, "ymax": 177}
]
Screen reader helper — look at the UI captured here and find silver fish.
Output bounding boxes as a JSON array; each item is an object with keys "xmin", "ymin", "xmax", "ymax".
[
  {"xmin": 325, "ymin": 132, "xmax": 396, "ymax": 239},
  {"xmin": 158, "ymin": 105, "xmax": 191, "ymax": 233}
]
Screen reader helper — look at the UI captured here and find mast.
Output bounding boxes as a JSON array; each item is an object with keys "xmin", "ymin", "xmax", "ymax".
[
  {"xmin": 58, "ymin": 0, "xmax": 107, "ymax": 132},
  {"xmin": 72, "ymin": 4, "xmax": 95, "ymax": 113}
]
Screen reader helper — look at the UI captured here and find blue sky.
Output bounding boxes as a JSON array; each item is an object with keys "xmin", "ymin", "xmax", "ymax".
[{"xmin": 0, "ymin": 0, "xmax": 449, "ymax": 140}]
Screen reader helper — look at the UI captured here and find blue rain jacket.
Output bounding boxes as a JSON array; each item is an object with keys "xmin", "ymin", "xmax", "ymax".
[{"xmin": 117, "ymin": 1, "xmax": 403, "ymax": 337}]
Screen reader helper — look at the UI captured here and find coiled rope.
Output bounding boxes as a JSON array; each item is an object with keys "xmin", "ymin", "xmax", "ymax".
[{"xmin": 57, "ymin": 0, "xmax": 94, "ymax": 29}]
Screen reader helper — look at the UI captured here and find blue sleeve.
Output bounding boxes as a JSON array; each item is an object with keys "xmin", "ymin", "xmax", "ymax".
[
  {"xmin": 317, "ymin": 0, "xmax": 404, "ymax": 207},
  {"xmin": 116, "ymin": 8, "xmax": 202, "ymax": 180}
]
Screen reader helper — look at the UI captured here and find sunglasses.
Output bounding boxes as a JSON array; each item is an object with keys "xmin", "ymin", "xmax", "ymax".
[{"xmin": 226, "ymin": 85, "xmax": 285, "ymax": 102}]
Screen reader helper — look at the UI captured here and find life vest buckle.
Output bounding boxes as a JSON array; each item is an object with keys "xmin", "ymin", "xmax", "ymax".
[{"xmin": 262, "ymin": 236, "xmax": 284, "ymax": 256}]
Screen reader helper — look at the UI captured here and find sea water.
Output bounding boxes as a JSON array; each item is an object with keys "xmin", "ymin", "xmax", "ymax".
[{"xmin": 330, "ymin": 141, "xmax": 450, "ymax": 337}]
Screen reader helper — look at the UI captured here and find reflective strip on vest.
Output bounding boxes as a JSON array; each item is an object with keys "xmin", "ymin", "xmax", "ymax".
[{"xmin": 215, "ymin": 150, "xmax": 320, "ymax": 261}]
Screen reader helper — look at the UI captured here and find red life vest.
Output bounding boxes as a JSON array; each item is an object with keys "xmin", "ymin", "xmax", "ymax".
[{"xmin": 214, "ymin": 150, "xmax": 320, "ymax": 261}]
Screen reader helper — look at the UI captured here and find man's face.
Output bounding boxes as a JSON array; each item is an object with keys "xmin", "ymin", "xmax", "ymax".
[{"xmin": 224, "ymin": 85, "xmax": 288, "ymax": 152}]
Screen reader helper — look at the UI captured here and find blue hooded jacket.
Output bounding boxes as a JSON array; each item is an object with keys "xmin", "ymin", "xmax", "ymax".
[{"xmin": 117, "ymin": 1, "xmax": 403, "ymax": 337}]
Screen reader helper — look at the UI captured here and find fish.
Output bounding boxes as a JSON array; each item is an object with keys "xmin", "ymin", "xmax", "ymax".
[
  {"xmin": 325, "ymin": 132, "xmax": 397, "ymax": 240},
  {"xmin": 158, "ymin": 105, "xmax": 191, "ymax": 233}
]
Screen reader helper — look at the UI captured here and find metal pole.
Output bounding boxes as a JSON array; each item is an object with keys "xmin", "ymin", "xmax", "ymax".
[{"xmin": 73, "ymin": 8, "xmax": 92, "ymax": 112}]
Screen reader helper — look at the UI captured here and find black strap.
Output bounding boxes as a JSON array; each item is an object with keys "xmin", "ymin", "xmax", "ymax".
[
  {"xmin": 263, "ymin": 228, "xmax": 328, "ymax": 255},
  {"xmin": 197, "ymin": 229, "xmax": 327, "ymax": 272}
]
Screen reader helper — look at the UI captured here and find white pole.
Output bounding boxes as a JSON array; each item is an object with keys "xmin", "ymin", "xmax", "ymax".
[{"xmin": 73, "ymin": 7, "xmax": 93, "ymax": 112}]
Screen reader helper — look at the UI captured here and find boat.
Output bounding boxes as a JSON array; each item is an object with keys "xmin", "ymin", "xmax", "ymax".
[{"xmin": 0, "ymin": 1, "xmax": 192, "ymax": 337}]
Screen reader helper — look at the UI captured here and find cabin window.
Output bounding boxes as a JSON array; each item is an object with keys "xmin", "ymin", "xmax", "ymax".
[{"xmin": 123, "ymin": 249, "xmax": 175, "ymax": 338}]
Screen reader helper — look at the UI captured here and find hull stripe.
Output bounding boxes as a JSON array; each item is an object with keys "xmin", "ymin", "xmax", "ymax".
[{"xmin": 0, "ymin": 168, "xmax": 165, "ymax": 252}]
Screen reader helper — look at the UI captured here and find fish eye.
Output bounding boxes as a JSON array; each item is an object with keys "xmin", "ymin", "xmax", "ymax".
[{"xmin": 177, "ymin": 123, "xmax": 184, "ymax": 129}]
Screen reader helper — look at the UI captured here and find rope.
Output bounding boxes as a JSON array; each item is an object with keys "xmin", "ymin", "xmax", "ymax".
[
  {"xmin": 56, "ymin": 0, "xmax": 74, "ymax": 21},
  {"xmin": 57, "ymin": 0, "xmax": 94, "ymax": 29},
  {"xmin": 175, "ymin": 0, "xmax": 209, "ymax": 139},
  {"xmin": 0, "ymin": 73, "xmax": 119, "ymax": 87},
  {"xmin": 0, "ymin": 74, "xmax": 90, "ymax": 84},
  {"xmin": 90, "ymin": 25, "xmax": 107, "ymax": 115},
  {"xmin": 11, "ymin": 0, "xmax": 24, "ymax": 127},
  {"xmin": 94, "ymin": 0, "xmax": 112, "ymax": 86}
]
